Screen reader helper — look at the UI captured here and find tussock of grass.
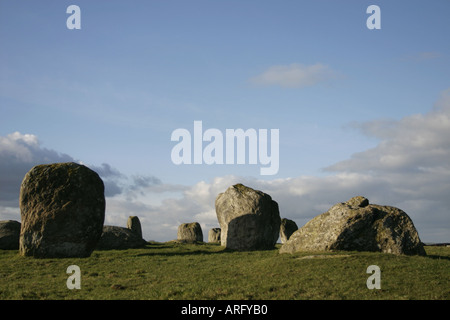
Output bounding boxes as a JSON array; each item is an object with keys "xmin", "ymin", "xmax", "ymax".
[{"xmin": 0, "ymin": 243, "xmax": 448, "ymax": 300}]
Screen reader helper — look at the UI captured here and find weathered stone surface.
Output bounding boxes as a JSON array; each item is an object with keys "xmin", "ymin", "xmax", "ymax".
[
  {"xmin": 127, "ymin": 216, "xmax": 143, "ymax": 239},
  {"xmin": 346, "ymin": 196, "xmax": 369, "ymax": 208},
  {"xmin": 19, "ymin": 162, "xmax": 105, "ymax": 258},
  {"xmin": 208, "ymin": 228, "xmax": 221, "ymax": 243},
  {"xmin": 0, "ymin": 220, "xmax": 21, "ymax": 250},
  {"xmin": 215, "ymin": 184, "xmax": 281, "ymax": 250},
  {"xmin": 177, "ymin": 222, "xmax": 203, "ymax": 242},
  {"xmin": 280, "ymin": 218, "xmax": 298, "ymax": 244},
  {"xmin": 96, "ymin": 226, "xmax": 147, "ymax": 250},
  {"xmin": 280, "ymin": 196, "xmax": 426, "ymax": 256}
]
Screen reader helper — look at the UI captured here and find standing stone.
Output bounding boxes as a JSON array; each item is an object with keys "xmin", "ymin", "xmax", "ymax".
[
  {"xmin": 280, "ymin": 196, "xmax": 426, "ymax": 256},
  {"xmin": 215, "ymin": 184, "xmax": 281, "ymax": 251},
  {"xmin": 127, "ymin": 216, "xmax": 143, "ymax": 239},
  {"xmin": 177, "ymin": 222, "xmax": 203, "ymax": 242},
  {"xmin": 208, "ymin": 228, "xmax": 221, "ymax": 243},
  {"xmin": 280, "ymin": 218, "xmax": 298, "ymax": 244},
  {"xmin": 19, "ymin": 162, "xmax": 105, "ymax": 258},
  {"xmin": 0, "ymin": 220, "xmax": 21, "ymax": 250}
]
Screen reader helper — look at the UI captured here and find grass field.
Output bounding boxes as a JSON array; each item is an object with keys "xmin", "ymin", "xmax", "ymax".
[{"xmin": 0, "ymin": 242, "xmax": 448, "ymax": 300}]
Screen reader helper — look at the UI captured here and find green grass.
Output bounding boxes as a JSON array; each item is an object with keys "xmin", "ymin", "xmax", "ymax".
[{"xmin": 0, "ymin": 242, "xmax": 448, "ymax": 300}]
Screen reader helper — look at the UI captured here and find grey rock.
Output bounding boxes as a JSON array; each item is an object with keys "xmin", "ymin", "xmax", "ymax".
[
  {"xmin": 208, "ymin": 228, "xmax": 221, "ymax": 243},
  {"xmin": 19, "ymin": 162, "xmax": 105, "ymax": 258},
  {"xmin": 127, "ymin": 216, "xmax": 143, "ymax": 239},
  {"xmin": 96, "ymin": 226, "xmax": 147, "ymax": 250},
  {"xmin": 346, "ymin": 195, "xmax": 369, "ymax": 208},
  {"xmin": 0, "ymin": 220, "xmax": 21, "ymax": 250},
  {"xmin": 215, "ymin": 184, "xmax": 281, "ymax": 251},
  {"xmin": 280, "ymin": 218, "xmax": 298, "ymax": 244},
  {"xmin": 280, "ymin": 196, "xmax": 426, "ymax": 256},
  {"xmin": 177, "ymin": 222, "xmax": 203, "ymax": 242}
]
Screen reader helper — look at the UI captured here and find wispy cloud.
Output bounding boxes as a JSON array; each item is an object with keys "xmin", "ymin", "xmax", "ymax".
[
  {"xmin": 402, "ymin": 51, "xmax": 442, "ymax": 62},
  {"xmin": 249, "ymin": 63, "xmax": 338, "ymax": 88}
]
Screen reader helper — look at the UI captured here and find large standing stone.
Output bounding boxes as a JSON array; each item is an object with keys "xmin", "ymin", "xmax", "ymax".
[
  {"xmin": 280, "ymin": 218, "xmax": 298, "ymax": 244},
  {"xmin": 280, "ymin": 196, "xmax": 426, "ymax": 256},
  {"xmin": 96, "ymin": 226, "xmax": 147, "ymax": 250},
  {"xmin": 208, "ymin": 228, "xmax": 221, "ymax": 243},
  {"xmin": 177, "ymin": 222, "xmax": 203, "ymax": 242},
  {"xmin": 127, "ymin": 216, "xmax": 143, "ymax": 239},
  {"xmin": 0, "ymin": 220, "xmax": 21, "ymax": 250},
  {"xmin": 19, "ymin": 162, "xmax": 105, "ymax": 258},
  {"xmin": 215, "ymin": 184, "xmax": 281, "ymax": 251}
]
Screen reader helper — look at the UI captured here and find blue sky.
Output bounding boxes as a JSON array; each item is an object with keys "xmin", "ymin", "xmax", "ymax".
[{"xmin": 1, "ymin": 0, "xmax": 449, "ymax": 242}]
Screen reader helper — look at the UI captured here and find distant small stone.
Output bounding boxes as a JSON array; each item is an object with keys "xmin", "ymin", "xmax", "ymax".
[
  {"xmin": 96, "ymin": 226, "xmax": 147, "ymax": 250},
  {"xmin": 127, "ymin": 216, "xmax": 143, "ymax": 239},
  {"xmin": 208, "ymin": 228, "xmax": 221, "ymax": 243},
  {"xmin": 0, "ymin": 220, "xmax": 21, "ymax": 250},
  {"xmin": 177, "ymin": 222, "xmax": 203, "ymax": 243},
  {"xmin": 280, "ymin": 218, "xmax": 298, "ymax": 244}
]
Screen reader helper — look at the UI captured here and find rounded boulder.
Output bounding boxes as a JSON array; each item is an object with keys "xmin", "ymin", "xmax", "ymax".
[
  {"xmin": 0, "ymin": 220, "xmax": 21, "ymax": 250},
  {"xmin": 280, "ymin": 196, "xmax": 426, "ymax": 256},
  {"xmin": 215, "ymin": 184, "xmax": 280, "ymax": 251},
  {"xmin": 19, "ymin": 162, "xmax": 105, "ymax": 258},
  {"xmin": 177, "ymin": 222, "xmax": 203, "ymax": 243}
]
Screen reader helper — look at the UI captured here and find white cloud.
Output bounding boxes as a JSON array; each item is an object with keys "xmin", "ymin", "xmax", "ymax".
[
  {"xmin": 0, "ymin": 132, "xmax": 160, "ymax": 206},
  {"xmin": 326, "ymin": 89, "xmax": 450, "ymax": 174},
  {"xmin": 250, "ymin": 63, "xmax": 337, "ymax": 88},
  {"xmin": 0, "ymin": 132, "xmax": 74, "ymax": 206}
]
